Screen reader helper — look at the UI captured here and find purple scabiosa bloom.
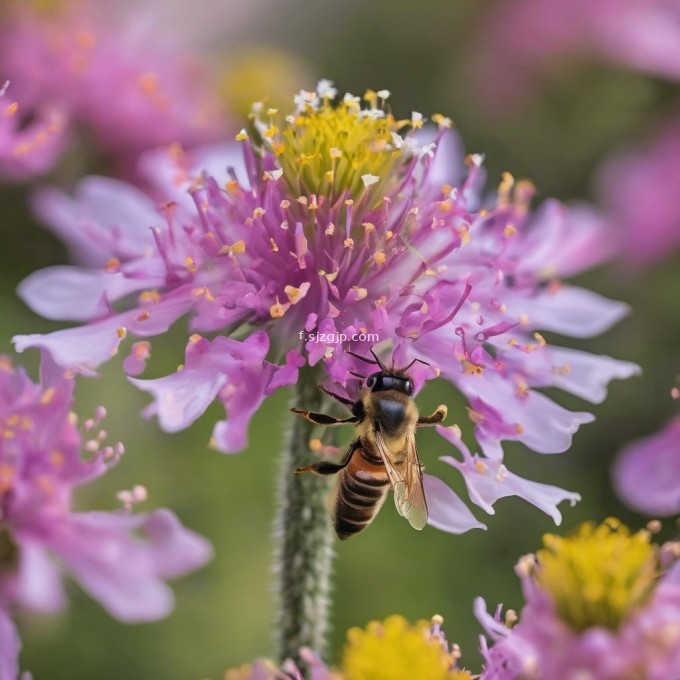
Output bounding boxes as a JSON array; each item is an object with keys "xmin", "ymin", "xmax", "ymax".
[
  {"xmin": 476, "ymin": 519, "xmax": 680, "ymax": 680},
  {"xmin": 15, "ymin": 82, "xmax": 636, "ymax": 532},
  {"xmin": 0, "ymin": 1, "xmax": 226, "ymax": 171},
  {"xmin": 0, "ymin": 353, "xmax": 212, "ymax": 679},
  {"xmin": 613, "ymin": 416, "xmax": 680, "ymax": 516},
  {"xmin": 0, "ymin": 81, "xmax": 66, "ymax": 181},
  {"xmin": 225, "ymin": 615, "xmax": 473, "ymax": 680}
]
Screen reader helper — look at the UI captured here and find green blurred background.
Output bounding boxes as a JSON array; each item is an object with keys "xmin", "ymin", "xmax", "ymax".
[{"xmin": 2, "ymin": 0, "xmax": 680, "ymax": 677}]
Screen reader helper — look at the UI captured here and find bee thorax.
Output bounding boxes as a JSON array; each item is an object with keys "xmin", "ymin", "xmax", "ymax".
[{"xmin": 375, "ymin": 398, "xmax": 409, "ymax": 438}]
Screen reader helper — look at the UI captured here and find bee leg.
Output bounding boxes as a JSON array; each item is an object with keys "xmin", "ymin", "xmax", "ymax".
[
  {"xmin": 417, "ymin": 404, "xmax": 448, "ymax": 425},
  {"xmin": 295, "ymin": 461, "xmax": 349, "ymax": 475},
  {"xmin": 296, "ymin": 440, "xmax": 360, "ymax": 475},
  {"xmin": 317, "ymin": 384, "xmax": 355, "ymax": 409},
  {"xmin": 290, "ymin": 408, "xmax": 359, "ymax": 427}
]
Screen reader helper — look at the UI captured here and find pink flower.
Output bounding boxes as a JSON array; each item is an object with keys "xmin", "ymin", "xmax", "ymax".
[
  {"xmin": 613, "ymin": 417, "xmax": 680, "ymax": 516},
  {"xmin": 0, "ymin": 81, "xmax": 66, "ymax": 181},
  {"xmin": 476, "ymin": 0, "xmax": 680, "ymax": 265},
  {"xmin": 0, "ymin": 1, "xmax": 226, "ymax": 172},
  {"xmin": 0, "ymin": 354, "xmax": 212, "ymax": 679},
  {"xmin": 15, "ymin": 83, "xmax": 636, "ymax": 533},
  {"xmin": 477, "ymin": 0, "xmax": 680, "ymax": 105},
  {"xmin": 476, "ymin": 520, "xmax": 680, "ymax": 680},
  {"xmin": 596, "ymin": 119, "xmax": 680, "ymax": 266}
]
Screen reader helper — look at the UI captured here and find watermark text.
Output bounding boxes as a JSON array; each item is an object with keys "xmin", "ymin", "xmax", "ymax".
[{"xmin": 299, "ymin": 331, "xmax": 380, "ymax": 344}]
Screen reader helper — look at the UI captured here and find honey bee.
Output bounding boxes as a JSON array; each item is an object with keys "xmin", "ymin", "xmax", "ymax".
[{"xmin": 293, "ymin": 350, "xmax": 447, "ymax": 539}]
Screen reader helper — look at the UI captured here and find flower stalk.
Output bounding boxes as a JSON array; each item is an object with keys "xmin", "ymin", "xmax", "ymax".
[{"xmin": 274, "ymin": 364, "xmax": 335, "ymax": 666}]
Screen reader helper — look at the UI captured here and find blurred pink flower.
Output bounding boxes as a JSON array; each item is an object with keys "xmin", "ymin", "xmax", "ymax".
[
  {"xmin": 477, "ymin": 0, "xmax": 680, "ymax": 265},
  {"xmin": 476, "ymin": 520, "xmax": 680, "ymax": 680},
  {"xmin": 15, "ymin": 83, "xmax": 636, "ymax": 533},
  {"xmin": 613, "ymin": 417, "xmax": 680, "ymax": 515},
  {"xmin": 0, "ymin": 81, "xmax": 66, "ymax": 181},
  {"xmin": 597, "ymin": 119, "xmax": 680, "ymax": 266},
  {"xmin": 0, "ymin": 353, "xmax": 212, "ymax": 679},
  {"xmin": 477, "ymin": 0, "xmax": 680, "ymax": 105},
  {"xmin": 0, "ymin": 1, "xmax": 226, "ymax": 172}
]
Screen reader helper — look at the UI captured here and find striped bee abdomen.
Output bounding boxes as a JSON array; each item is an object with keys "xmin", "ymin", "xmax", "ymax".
[{"xmin": 333, "ymin": 447, "xmax": 390, "ymax": 540}]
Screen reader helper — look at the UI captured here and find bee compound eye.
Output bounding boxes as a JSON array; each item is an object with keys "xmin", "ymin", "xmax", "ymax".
[
  {"xmin": 405, "ymin": 380, "xmax": 414, "ymax": 395},
  {"xmin": 366, "ymin": 376, "xmax": 376, "ymax": 388}
]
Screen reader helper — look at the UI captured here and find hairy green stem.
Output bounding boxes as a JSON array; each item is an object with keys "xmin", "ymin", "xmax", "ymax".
[{"xmin": 273, "ymin": 365, "xmax": 336, "ymax": 668}]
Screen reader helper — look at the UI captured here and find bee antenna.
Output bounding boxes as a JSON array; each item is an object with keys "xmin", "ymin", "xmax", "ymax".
[
  {"xmin": 347, "ymin": 350, "xmax": 377, "ymax": 366},
  {"xmin": 402, "ymin": 357, "xmax": 430, "ymax": 372},
  {"xmin": 349, "ymin": 371, "xmax": 366, "ymax": 380},
  {"xmin": 369, "ymin": 347, "xmax": 388, "ymax": 372}
]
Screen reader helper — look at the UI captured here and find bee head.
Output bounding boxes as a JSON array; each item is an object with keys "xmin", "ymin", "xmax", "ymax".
[{"xmin": 365, "ymin": 371, "xmax": 414, "ymax": 396}]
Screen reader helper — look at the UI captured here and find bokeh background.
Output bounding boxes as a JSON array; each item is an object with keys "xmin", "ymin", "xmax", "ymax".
[{"xmin": 1, "ymin": 0, "xmax": 679, "ymax": 677}]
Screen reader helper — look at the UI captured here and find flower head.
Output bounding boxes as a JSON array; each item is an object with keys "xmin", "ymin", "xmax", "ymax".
[
  {"xmin": 15, "ymin": 81, "xmax": 636, "ymax": 533},
  {"xmin": 342, "ymin": 614, "xmax": 471, "ymax": 680},
  {"xmin": 225, "ymin": 615, "xmax": 472, "ymax": 680},
  {"xmin": 476, "ymin": 519, "xmax": 680, "ymax": 680},
  {"xmin": 0, "ymin": 353, "xmax": 212, "ymax": 677}
]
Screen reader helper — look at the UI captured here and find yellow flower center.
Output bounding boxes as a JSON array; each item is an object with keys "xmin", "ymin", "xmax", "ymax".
[
  {"xmin": 341, "ymin": 615, "xmax": 470, "ymax": 680},
  {"xmin": 535, "ymin": 518, "xmax": 659, "ymax": 632},
  {"xmin": 257, "ymin": 90, "xmax": 411, "ymax": 200}
]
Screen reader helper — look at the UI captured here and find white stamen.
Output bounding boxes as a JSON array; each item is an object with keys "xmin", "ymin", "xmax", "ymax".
[{"xmin": 316, "ymin": 79, "xmax": 337, "ymax": 99}]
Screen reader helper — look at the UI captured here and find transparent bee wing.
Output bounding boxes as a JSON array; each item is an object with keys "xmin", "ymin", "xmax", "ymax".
[{"xmin": 373, "ymin": 428, "xmax": 428, "ymax": 530}]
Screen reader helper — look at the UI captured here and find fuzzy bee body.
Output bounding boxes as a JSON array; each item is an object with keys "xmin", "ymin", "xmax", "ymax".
[{"xmin": 293, "ymin": 352, "xmax": 447, "ymax": 539}]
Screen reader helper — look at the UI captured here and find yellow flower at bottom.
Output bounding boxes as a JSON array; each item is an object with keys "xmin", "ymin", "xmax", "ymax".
[
  {"xmin": 535, "ymin": 517, "xmax": 658, "ymax": 632},
  {"xmin": 341, "ymin": 615, "xmax": 470, "ymax": 680}
]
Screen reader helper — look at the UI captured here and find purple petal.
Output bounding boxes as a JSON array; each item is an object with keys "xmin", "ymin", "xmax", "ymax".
[
  {"xmin": 11, "ymin": 539, "xmax": 66, "ymax": 613},
  {"xmin": 506, "ymin": 286, "xmax": 630, "ymax": 338},
  {"xmin": 138, "ymin": 141, "xmax": 248, "ymax": 205},
  {"xmin": 267, "ymin": 350, "xmax": 305, "ymax": 392},
  {"xmin": 14, "ymin": 321, "xmax": 126, "ymax": 376},
  {"xmin": 422, "ymin": 128, "xmax": 466, "ymax": 188},
  {"xmin": 126, "ymin": 509, "xmax": 213, "ymax": 579},
  {"xmin": 131, "ymin": 332, "xmax": 296, "ymax": 452},
  {"xmin": 423, "ymin": 473, "xmax": 486, "ymax": 534},
  {"xmin": 548, "ymin": 347, "xmax": 640, "ymax": 404},
  {"xmin": 32, "ymin": 178, "xmax": 158, "ymax": 267},
  {"xmin": 130, "ymin": 368, "xmax": 227, "ymax": 432},
  {"xmin": 474, "ymin": 597, "xmax": 509, "ymax": 641},
  {"xmin": 443, "ymin": 455, "xmax": 580, "ymax": 524},
  {"xmin": 516, "ymin": 201, "xmax": 615, "ymax": 278},
  {"xmin": 18, "ymin": 266, "xmax": 150, "ymax": 322},
  {"xmin": 613, "ymin": 418, "xmax": 680, "ymax": 516},
  {"xmin": 14, "ymin": 290, "xmax": 193, "ymax": 374},
  {"xmin": 462, "ymin": 372, "xmax": 594, "ymax": 456},
  {"xmin": 47, "ymin": 510, "xmax": 211, "ymax": 623}
]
